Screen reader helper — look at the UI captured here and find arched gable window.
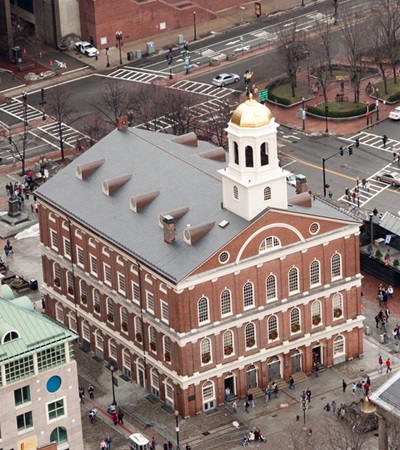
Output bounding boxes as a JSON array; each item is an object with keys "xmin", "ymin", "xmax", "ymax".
[
  {"xmin": 234, "ymin": 142, "xmax": 239, "ymax": 164},
  {"xmin": 50, "ymin": 427, "xmax": 68, "ymax": 444},
  {"xmin": 331, "ymin": 253, "xmax": 342, "ymax": 279},
  {"xmin": 223, "ymin": 330, "xmax": 234, "ymax": 357},
  {"xmin": 198, "ymin": 297, "xmax": 209, "ymax": 324},
  {"xmin": 2, "ymin": 330, "xmax": 20, "ymax": 344},
  {"xmin": 220, "ymin": 289, "xmax": 232, "ymax": 316},
  {"xmin": 264, "ymin": 186, "xmax": 271, "ymax": 201},
  {"xmin": 259, "ymin": 236, "xmax": 281, "ymax": 253},
  {"xmin": 200, "ymin": 338, "xmax": 212, "ymax": 364},
  {"xmin": 245, "ymin": 145, "xmax": 254, "ymax": 167},
  {"xmin": 260, "ymin": 143, "xmax": 269, "ymax": 166}
]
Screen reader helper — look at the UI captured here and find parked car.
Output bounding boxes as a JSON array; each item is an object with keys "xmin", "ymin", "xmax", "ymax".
[
  {"xmin": 389, "ymin": 107, "xmax": 400, "ymax": 121},
  {"xmin": 376, "ymin": 171, "xmax": 400, "ymax": 186},
  {"xmin": 74, "ymin": 41, "xmax": 99, "ymax": 57},
  {"xmin": 212, "ymin": 73, "xmax": 240, "ymax": 87},
  {"xmin": 286, "ymin": 173, "xmax": 297, "ymax": 186}
]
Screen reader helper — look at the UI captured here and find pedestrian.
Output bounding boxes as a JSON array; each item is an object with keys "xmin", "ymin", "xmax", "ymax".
[
  {"xmin": 340, "ymin": 407, "xmax": 346, "ymax": 421},
  {"xmin": 168, "ymin": 441, "xmax": 173, "ymax": 450},
  {"xmin": 111, "ymin": 411, "xmax": 118, "ymax": 426},
  {"xmin": 378, "ymin": 355, "xmax": 383, "ymax": 373},
  {"xmin": 366, "ymin": 376, "xmax": 371, "ymax": 386},
  {"xmin": 387, "ymin": 285, "xmax": 394, "ymax": 299},
  {"xmin": 375, "ymin": 313, "xmax": 380, "ymax": 328},
  {"xmin": 306, "ymin": 388, "xmax": 311, "ymax": 403},
  {"xmin": 100, "ymin": 440, "xmax": 107, "ymax": 449},
  {"xmin": 247, "ymin": 390, "xmax": 255, "ymax": 408},
  {"xmin": 265, "ymin": 385, "xmax": 271, "ymax": 402},
  {"xmin": 385, "ymin": 307, "xmax": 390, "ymax": 321},
  {"xmin": 274, "ymin": 384, "xmax": 279, "ymax": 398},
  {"xmin": 364, "ymin": 381, "xmax": 370, "ymax": 396},
  {"xmin": 398, "ymin": 151, "xmax": 400, "ymax": 165},
  {"xmin": 105, "ymin": 435, "xmax": 112, "ymax": 450},
  {"xmin": 186, "ymin": 444, "xmax": 192, "ymax": 450},
  {"xmin": 88, "ymin": 384, "xmax": 94, "ymax": 399},
  {"xmin": 331, "ymin": 399, "xmax": 336, "ymax": 414},
  {"xmin": 386, "ymin": 358, "xmax": 392, "ymax": 373},
  {"xmin": 382, "ymin": 134, "xmax": 388, "ymax": 148},
  {"xmin": 164, "ymin": 443, "xmax": 168, "ymax": 450},
  {"xmin": 380, "ymin": 317, "xmax": 387, "ymax": 333},
  {"xmin": 365, "ymin": 180, "xmax": 370, "ymax": 192},
  {"xmin": 150, "ymin": 437, "xmax": 157, "ymax": 450},
  {"xmin": 225, "ymin": 386, "xmax": 231, "ymax": 401},
  {"xmin": 118, "ymin": 408, "xmax": 124, "ymax": 424},
  {"xmin": 352, "ymin": 382, "xmax": 356, "ymax": 394},
  {"xmin": 244, "ymin": 400, "xmax": 250, "ymax": 413},
  {"xmin": 342, "ymin": 379, "xmax": 347, "ymax": 392},
  {"xmin": 79, "ymin": 386, "xmax": 85, "ymax": 403},
  {"xmin": 324, "ymin": 402, "xmax": 331, "ymax": 417},
  {"xmin": 306, "ymin": 429, "xmax": 312, "ymax": 447},
  {"xmin": 232, "ymin": 400, "xmax": 237, "ymax": 413},
  {"xmin": 289, "ymin": 375, "xmax": 295, "ymax": 389},
  {"xmin": 95, "ymin": 54, "xmax": 99, "ymax": 62}
]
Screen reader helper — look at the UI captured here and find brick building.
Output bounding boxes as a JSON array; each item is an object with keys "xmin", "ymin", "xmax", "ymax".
[{"xmin": 36, "ymin": 98, "xmax": 364, "ymax": 416}]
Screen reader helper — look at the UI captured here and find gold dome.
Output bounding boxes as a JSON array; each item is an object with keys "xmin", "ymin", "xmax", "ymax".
[{"xmin": 231, "ymin": 95, "xmax": 273, "ymax": 128}]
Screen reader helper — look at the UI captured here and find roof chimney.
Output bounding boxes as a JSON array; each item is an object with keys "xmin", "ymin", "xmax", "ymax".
[
  {"xmin": 163, "ymin": 214, "xmax": 175, "ymax": 244},
  {"xmin": 117, "ymin": 116, "xmax": 129, "ymax": 131},
  {"xmin": 296, "ymin": 174, "xmax": 308, "ymax": 194}
]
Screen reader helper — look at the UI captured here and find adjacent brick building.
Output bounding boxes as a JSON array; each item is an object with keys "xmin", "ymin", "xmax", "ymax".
[{"xmin": 36, "ymin": 98, "xmax": 364, "ymax": 416}]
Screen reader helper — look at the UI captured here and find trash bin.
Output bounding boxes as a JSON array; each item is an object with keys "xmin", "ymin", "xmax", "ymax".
[
  {"xmin": 395, "ymin": 342, "xmax": 400, "ymax": 353},
  {"xmin": 127, "ymin": 51, "xmax": 133, "ymax": 61},
  {"xmin": 364, "ymin": 325, "xmax": 370, "ymax": 336},
  {"xmin": 146, "ymin": 42, "xmax": 155, "ymax": 55},
  {"xmin": 30, "ymin": 279, "xmax": 38, "ymax": 291},
  {"xmin": 380, "ymin": 334, "xmax": 385, "ymax": 344},
  {"xmin": 135, "ymin": 50, "xmax": 141, "ymax": 59},
  {"xmin": 177, "ymin": 34, "xmax": 184, "ymax": 45}
]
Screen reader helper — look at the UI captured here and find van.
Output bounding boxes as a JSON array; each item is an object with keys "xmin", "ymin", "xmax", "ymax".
[{"xmin": 129, "ymin": 433, "xmax": 150, "ymax": 450}]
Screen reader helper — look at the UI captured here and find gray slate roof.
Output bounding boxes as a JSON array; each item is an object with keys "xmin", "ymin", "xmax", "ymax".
[
  {"xmin": 380, "ymin": 211, "xmax": 400, "ymax": 236},
  {"xmin": 370, "ymin": 368, "xmax": 400, "ymax": 419},
  {"xmin": 37, "ymin": 128, "xmax": 358, "ymax": 284}
]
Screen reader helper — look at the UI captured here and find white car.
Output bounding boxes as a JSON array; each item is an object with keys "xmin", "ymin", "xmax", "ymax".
[
  {"xmin": 212, "ymin": 73, "xmax": 240, "ymax": 87},
  {"xmin": 74, "ymin": 41, "xmax": 99, "ymax": 57},
  {"xmin": 389, "ymin": 107, "xmax": 400, "ymax": 120}
]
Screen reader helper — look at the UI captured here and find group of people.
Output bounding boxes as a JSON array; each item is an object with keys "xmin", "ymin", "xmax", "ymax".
[
  {"xmin": 377, "ymin": 284, "xmax": 394, "ymax": 307},
  {"xmin": 240, "ymin": 428, "xmax": 267, "ymax": 446},
  {"xmin": 351, "ymin": 377, "xmax": 371, "ymax": 396},
  {"xmin": 99, "ymin": 435, "xmax": 112, "ymax": 449},
  {"xmin": 378, "ymin": 355, "xmax": 392, "ymax": 374},
  {"xmin": 264, "ymin": 382, "xmax": 280, "ymax": 403}
]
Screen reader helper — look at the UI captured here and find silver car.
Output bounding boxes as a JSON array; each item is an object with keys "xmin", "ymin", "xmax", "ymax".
[
  {"xmin": 212, "ymin": 73, "xmax": 240, "ymax": 87},
  {"xmin": 376, "ymin": 171, "xmax": 400, "ymax": 186}
]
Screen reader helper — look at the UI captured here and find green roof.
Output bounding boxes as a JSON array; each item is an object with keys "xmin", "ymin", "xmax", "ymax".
[{"xmin": 0, "ymin": 295, "xmax": 77, "ymax": 364}]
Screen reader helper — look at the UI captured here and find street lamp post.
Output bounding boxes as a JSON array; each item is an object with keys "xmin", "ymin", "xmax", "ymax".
[
  {"xmin": 22, "ymin": 91, "xmax": 28, "ymax": 126},
  {"xmin": 356, "ymin": 177, "xmax": 360, "ymax": 208},
  {"xmin": 334, "ymin": 0, "xmax": 338, "ymax": 25},
  {"xmin": 106, "ymin": 47, "xmax": 110, "ymax": 68},
  {"xmin": 115, "ymin": 31, "xmax": 123, "ymax": 65},
  {"xmin": 110, "ymin": 365, "xmax": 116, "ymax": 405},
  {"xmin": 300, "ymin": 391, "xmax": 309, "ymax": 430},
  {"xmin": 302, "ymin": 97, "xmax": 306, "ymax": 131},
  {"xmin": 322, "ymin": 147, "xmax": 347, "ymax": 196},
  {"xmin": 369, "ymin": 212, "xmax": 374, "ymax": 245},
  {"xmin": 193, "ymin": 12, "xmax": 197, "ymax": 41},
  {"xmin": 376, "ymin": 88, "xmax": 380, "ymax": 122},
  {"xmin": 325, "ymin": 103, "xmax": 329, "ymax": 134},
  {"xmin": 301, "ymin": 0, "xmax": 304, "ymax": 6},
  {"xmin": 175, "ymin": 410, "xmax": 180, "ymax": 450},
  {"xmin": 366, "ymin": 102, "xmax": 370, "ymax": 126}
]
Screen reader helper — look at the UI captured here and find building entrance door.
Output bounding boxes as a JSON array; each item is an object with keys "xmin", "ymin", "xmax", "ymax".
[
  {"xmin": 224, "ymin": 373, "xmax": 235, "ymax": 396},
  {"xmin": 291, "ymin": 350, "xmax": 302, "ymax": 373},
  {"xmin": 313, "ymin": 344, "xmax": 322, "ymax": 365},
  {"xmin": 246, "ymin": 365, "xmax": 257, "ymax": 389},
  {"xmin": 268, "ymin": 356, "xmax": 281, "ymax": 381}
]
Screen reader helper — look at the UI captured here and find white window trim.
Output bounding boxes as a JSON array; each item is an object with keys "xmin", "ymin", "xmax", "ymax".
[
  {"xmin": 288, "ymin": 267, "xmax": 300, "ymax": 296},
  {"xmin": 88, "ymin": 237, "xmax": 96, "ymax": 248},
  {"xmin": 266, "ymin": 274, "xmax": 278, "ymax": 303},
  {"xmin": 63, "ymin": 237, "xmax": 71, "ymax": 260},
  {"xmin": 76, "ymin": 245, "xmax": 84, "ymax": 268},
  {"xmin": 61, "ymin": 220, "xmax": 69, "ymax": 231},
  {"xmin": 146, "ymin": 291, "xmax": 154, "ymax": 313},
  {"xmin": 160, "ymin": 300, "xmax": 169, "ymax": 324},
  {"xmin": 50, "ymin": 229, "xmax": 58, "ymax": 250},
  {"xmin": 103, "ymin": 263, "xmax": 112, "ymax": 286},
  {"xmin": 131, "ymin": 281, "xmax": 140, "ymax": 304},
  {"xmin": 117, "ymin": 272, "xmax": 126, "ymax": 295},
  {"xmin": 46, "ymin": 396, "xmax": 66, "ymax": 424},
  {"xmin": 89, "ymin": 254, "xmax": 98, "ymax": 277},
  {"xmin": 331, "ymin": 253, "xmax": 342, "ymax": 281}
]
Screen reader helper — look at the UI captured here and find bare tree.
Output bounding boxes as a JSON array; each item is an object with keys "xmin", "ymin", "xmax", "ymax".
[
  {"xmin": 159, "ymin": 89, "xmax": 198, "ymax": 135},
  {"xmin": 47, "ymin": 84, "xmax": 75, "ymax": 161},
  {"xmin": 129, "ymin": 84, "xmax": 165, "ymax": 131},
  {"xmin": 276, "ymin": 23, "xmax": 307, "ymax": 97},
  {"xmin": 368, "ymin": 21, "xmax": 392, "ymax": 95},
  {"xmin": 314, "ymin": 15, "xmax": 338, "ymax": 79}
]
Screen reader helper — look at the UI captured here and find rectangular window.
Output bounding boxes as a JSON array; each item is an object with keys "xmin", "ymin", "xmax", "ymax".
[
  {"xmin": 146, "ymin": 292, "xmax": 154, "ymax": 313},
  {"xmin": 48, "ymin": 399, "xmax": 65, "ymax": 420},
  {"xmin": 90, "ymin": 255, "xmax": 98, "ymax": 276},
  {"xmin": 16, "ymin": 411, "xmax": 33, "ymax": 431},
  {"xmin": 14, "ymin": 386, "xmax": 31, "ymax": 406},
  {"xmin": 117, "ymin": 272, "xmax": 126, "ymax": 294},
  {"xmin": 50, "ymin": 230, "xmax": 58, "ymax": 250},
  {"xmin": 104, "ymin": 263, "xmax": 112, "ymax": 285},
  {"xmin": 76, "ymin": 246, "xmax": 84, "ymax": 267},
  {"xmin": 132, "ymin": 282, "xmax": 140, "ymax": 304},
  {"xmin": 63, "ymin": 238, "xmax": 71, "ymax": 259},
  {"xmin": 161, "ymin": 301, "xmax": 169, "ymax": 323},
  {"xmin": 37, "ymin": 344, "xmax": 66, "ymax": 372},
  {"xmin": 5, "ymin": 356, "xmax": 34, "ymax": 383}
]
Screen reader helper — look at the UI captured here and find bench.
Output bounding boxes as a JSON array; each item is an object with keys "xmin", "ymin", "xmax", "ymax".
[
  {"xmin": 336, "ymin": 75, "xmax": 350, "ymax": 81},
  {"xmin": 335, "ymin": 93, "xmax": 348, "ymax": 102},
  {"xmin": 19, "ymin": 63, "xmax": 35, "ymax": 72}
]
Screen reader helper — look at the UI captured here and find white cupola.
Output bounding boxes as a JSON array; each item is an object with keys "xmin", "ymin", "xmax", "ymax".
[{"xmin": 219, "ymin": 95, "xmax": 287, "ymax": 220}]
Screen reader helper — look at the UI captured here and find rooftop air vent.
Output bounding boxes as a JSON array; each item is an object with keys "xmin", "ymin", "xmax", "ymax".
[
  {"xmin": 102, "ymin": 174, "xmax": 132, "ymax": 196},
  {"xmin": 183, "ymin": 221, "xmax": 215, "ymax": 245},
  {"xmin": 130, "ymin": 190, "xmax": 160, "ymax": 212},
  {"xmin": 75, "ymin": 159, "xmax": 105, "ymax": 180}
]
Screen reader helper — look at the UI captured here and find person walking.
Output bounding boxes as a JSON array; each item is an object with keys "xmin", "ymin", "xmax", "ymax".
[
  {"xmin": 352, "ymin": 382, "xmax": 356, "ymax": 395},
  {"xmin": 232, "ymin": 400, "xmax": 237, "ymax": 413},
  {"xmin": 342, "ymin": 379, "xmax": 347, "ymax": 393},
  {"xmin": 117, "ymin": 408, "xmax": 124, "ymax": 424},
  {"xmin": 168, "ymin": 441, "xmax": 173, "ymax": 450},
  {"xmin": 365, "ymin": 180, "xmax": 370, "ymax": 192},
  {"xmin": 364, "ymin": 381, "xmax": 370, "ymax": 396},
  {"xmin": 186, "ymin": 444, "xmax": 192, "ymax": 450},
  {"xmin": 164, "ymin": 443, "xmax": 168, "ymax": 450},
  {"xmin": 378, "ymin": 356, "xmax": 383, "ymax": 373},
  {"xmin": 244, "ymin": 400, "xmax": 250, "ymax": 413},
  {"xmin": 79, "ymin": 386, "xmax": 85, "ymax": 403},
  {"xmin": 289, "ymin": 375, "xmax": 295, "ymax": 390},
  {"xmin": 265, "ymin": 385, "xmax": 271, "ymax": 403},
  {"xmin": 247, "ymin": 390, "xmax": 255, "ymax": 408},
  {"xmin": 306, "ymin": 429, "xmax": 313, "ymax": 447},
  {"xmin": 331, "ymin": 400, "xmax": 337, "ymax": 414},
  {"xmin": 105, "ymin": 435, "xmax": 112, "ymax": 450},
  {"xmin": 274, "ymin": 384, "xmax": 279, "ymax": 398},
  {"xmin": 225, "ymin": 386, "xmax": 231, "ymax": 401},
  {"xmin": 382, "ymin": 134, "xmax": 388, "ymax": 148},
  {"xmin": 366, "ymin": 376, "xmax": 371, "ymax": 386},
  {"xmin": 380, "ymin": 317, "xmax": 387, "ymax": 333},
  {"xmin": 111, "ymin": 411, "xmax": 118, "ymax": 426},
  {"xmin": 324, "ymin": 402, "xmax": 331, "ymax": 417},
  {"xmin": 306, "ymin": 388, "xmax": 311, "ymax": 403},
  {"xmin": 88, "ymin": 384, "xmax": 94, "ymax": 400},
  {"xmin": 386, "ymin": 358, "xmax": 392, "ymax": 373},
  {"xmin": 100, "ymin": 440, "xmax": 107, "ymax": 449},
  {"xmin": 150, "ymin": 437, "xmax": 157, "ymax": 450}
]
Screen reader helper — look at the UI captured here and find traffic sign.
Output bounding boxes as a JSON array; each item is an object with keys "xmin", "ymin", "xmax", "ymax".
[{"xmin": 259, "ymin": 89, "xmax": 268, "ymax": 101}]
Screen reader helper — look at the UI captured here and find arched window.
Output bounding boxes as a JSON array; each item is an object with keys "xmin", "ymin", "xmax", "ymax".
[
  {"xmin": 93, "ymin": 289, "xmax": 101, "ymax": 314},
  {"xmin": 80, "ymin": 280, "xmax": 87, "ymax": 304},
  {"xmin": 220, "ymin": 289, "xmax": 232, "ymax": 316},
  {"xmin": 198, "ymin": 297, "xmax": 209, "ymax": 324},
  {"xmin": 268, "ymin": 315, "xmax": 278, "ymax": 341},
  {"xmin": 165, "ymin": 379, "xmax": 174, "ymax": 403},
  {"xmin": 310, "ymin": 260, "xmax": 321, "ymax": 286},
  {"xmin": 233, "ymin": 185, "xmax": 239, "ymax": 200},
  {"xmin": 234, "ymin": 142, "xmax": 239, "ymax": 164},
  {"xmin": 260, "ymin": 143, "xmax": 269, "ymax": 166},
  {"xmin": 223, "ymin": 330, "xmax": 234, "ymax": 357},
  {"xmin": 331, "ymin": 253, "xmax": 342, "ymax": 279},
  {"xmin": 245, "ymin": 145, "xmax": 254, "ymax": 167},
  {"xmin": 264, "ymin": 186, "xmax": 271, "ymax": 201},
  {"xmin": 243, "ymin": 281, "xmax": 254, "ymax": 308},
  {"xmin": 150, "ymin": 368, "xmax": 159, "ymax": 396},
  {"xmin": 106, "ymin": 298, "xmax": 114, "ymax": 323},
  {"xmin": 95, "ymin": 331, "xmax": 104, "ymax": 353},
  {"xmin": 134, "ymin": 317, "xmax": 142, "ymax": 343},
  {"xmin": 333, "ymin": 335, "xmax": 345, "ymax": 355},
  {"xmin": 109, "ymin": 339, "xmax": 117, "ymax": 362},
  {"xmin": 259, "ymin": 236, "xmax": 281, "ymax": 253},
  {"xmin": 122, "ymin": 349, "xmax": 132, "ymax": 378},
  {"xmin": 245, "ymin": 323, "xmax": 256, "ymax": 348},
  {"xmin": 202, "ymin": 380, "xmax": 215, "ymax": 403},
  {"xmin": 164, "ymin": 336, "xmax": 171, "ymax": 363},
  {"xmin": 50, "ymin": 427, "xmax": 68, "ymax": 444},
  {"xmin": 120, "ymin": 307, "xmax": 128, "ymax": 333},
  {"xmin": 66, "ymin": 271, "xmax": 74, "ymax": 296},
  {"xmin": 2, "ymin": 331, "xmax": 19, "ymax": 343},
  {"xmin": 311, "ymin": 301, "xmax": 322, "ymax": 327},
  {"xmin": 290, "ymin": 307, "xmax": 301, "ymax": 333},
  {"xmin": 288, "ymin": 267, "xmax": 299, "ymax": 294},
  {"xmin": 149, "ymin": 326, "xmax": 157, "ymax": 353},
  {"xmin": 53, "ymin": 263, "xmax": 61, "ymax": 286},
  {"xmin": 266, "ymin": 274, "xmax": 277, "ymax": 301},
  {"xmin": 200, "ymin": 338, "xmax": 212, "ymax": 364},
  {"xmin": 333, "ymin": 293, "xmax": 343, "ymax": 319}
]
